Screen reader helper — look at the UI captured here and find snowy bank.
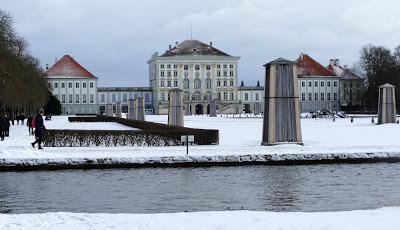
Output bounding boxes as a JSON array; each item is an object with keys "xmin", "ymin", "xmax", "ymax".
[
  {"xmin": 1, "ymin": 207, "xmax": 399, "ymax": 230},
  {"xmin": 2, "ymin": 116, "xmax": 400, "ymax": 170}
]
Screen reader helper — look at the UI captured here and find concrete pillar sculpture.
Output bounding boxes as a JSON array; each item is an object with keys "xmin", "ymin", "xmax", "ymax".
[
  {"xmin": 168, "ymin": 89, "xmax": 184, "ymax": 127},
  {"xmin": 378, "ymin": 83, "xmax": 397, "ymax": 124},
  {"xmin": 254, "ymin": 102, "xmax": 262, "ymax": 115},
  {"xmin": 134, "ymin": 97, "xmax": 145, "ymax": 121},
  {"xmin": 262, "ymin": 58, "xmax": 302, "ymax": 145},
  {"xmin": 128, "ymin": 99, "xmax": 135, "ymax": 120},
  {"xmin": 115, "ymin": 102, "xmax": 122, "ymax": 118},
  {"xmin": 105, "ymin": 103, "xmax": 113, "ymax": 117},
  {"xmin": 209, "ymin": 100, "xmax": 217, "ymax": 117}
]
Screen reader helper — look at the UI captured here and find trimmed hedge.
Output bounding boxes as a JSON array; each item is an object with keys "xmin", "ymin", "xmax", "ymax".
[{"xmin": 44, "ymin": 116, "xmax": 219, "ymax": 147}]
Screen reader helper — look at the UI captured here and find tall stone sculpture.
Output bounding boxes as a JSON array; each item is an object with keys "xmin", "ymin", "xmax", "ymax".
[
  {"xmin": 262, "ymin": 58, "xmax": 302, "ymax": 145},
  {"xmin": 128, "ymin": 99, "xmax": 135, "ymax": 120},
  {"xmin": 168, "ymin": 89, "xmax": 184, "ymax": 127},
  {"xmin": 134, "ymin": 97, "xmax": 145, "ymax": 121},
  {"xmin": 209, "ymin": 100, "xmax": 217, "ymax": 117},
  {"xmin": 115, "ymin": 102, "xmax": 122, "ymax": 118},
  {"xmin": 105, "ymin": 103, "xmax": 113, "ymax": 117},
  {"xmin": 378, "ymin": 83, "xmax": 397, "ymax": 124}
]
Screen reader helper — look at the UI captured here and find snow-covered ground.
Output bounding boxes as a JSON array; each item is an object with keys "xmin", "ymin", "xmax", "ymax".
[
  {"xmin": 1, "ymin": 207, "xmax": 399, "ymax": 230},
  {"xmin": 1, "ymin": 115, "xmax": 400, "ymax": 167}
]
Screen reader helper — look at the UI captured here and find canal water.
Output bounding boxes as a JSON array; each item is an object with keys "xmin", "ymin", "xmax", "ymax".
[{"xmin": 1, "ymin": 163, "xmax": 400, "ymax": 214}]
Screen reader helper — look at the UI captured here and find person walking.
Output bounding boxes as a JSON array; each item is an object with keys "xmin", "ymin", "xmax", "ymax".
[
  {"xmin": 20, "ymin": 113, "xmax": 26, "ymax": 125},
  {"xmin": 0, "ymin": 112, "xmax": 5, "ymax": 141},
  {"xmin": 31, "ymin": 109, "xmax": 46, "ymax": 150},
  {"xmin": 4, "ymin": 114, "xmax": 10, "ymax": 137},
  {"xmin": 27, "ymin": 115, "xmax": 33, "ymax": 135}
]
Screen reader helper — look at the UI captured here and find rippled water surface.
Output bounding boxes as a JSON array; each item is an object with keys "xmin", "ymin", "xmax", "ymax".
[{"xmin": 1, "ymin": 163, "xmax": 400, "ymax": 213}]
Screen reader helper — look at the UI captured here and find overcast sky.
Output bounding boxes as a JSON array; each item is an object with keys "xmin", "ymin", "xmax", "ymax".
[{"xmin": 2, "ymin": 0, "xmax": 400, "ymax": 86}]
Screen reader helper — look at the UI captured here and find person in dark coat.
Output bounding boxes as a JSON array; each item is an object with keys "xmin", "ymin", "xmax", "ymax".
[
  {"xmin": 20, "ymin": 113, "xmax": 26, "ymax": 125},
  {"xmin": 0, "ymin": 112, "xmax": 5, "ymax": 141},
  {"xmin": 31, "ymin": 109, "xmax": 46, "ymax": 149},
  {"xmin": 27, "ymin": 115, "xmax": 33, "ymax": 135},
  {"xmin": 4, "ymin": 114, "xmax": 10, "ymax": 137}
]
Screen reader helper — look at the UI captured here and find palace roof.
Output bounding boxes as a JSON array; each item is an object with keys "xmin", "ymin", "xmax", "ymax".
[{"xmin": 44, "ymin": 55, "xmax": 96, "ymax": 78}]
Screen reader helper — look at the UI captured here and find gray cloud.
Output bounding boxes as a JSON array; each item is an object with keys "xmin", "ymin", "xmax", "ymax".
[{"xmin": 2, "ymin": 0, "xmax": 400, "ymax": 86}]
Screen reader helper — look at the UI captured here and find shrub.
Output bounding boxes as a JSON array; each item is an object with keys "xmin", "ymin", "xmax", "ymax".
[{"xmin": 45, "ymin": 115, "xmax": 219, "ymax": 147}]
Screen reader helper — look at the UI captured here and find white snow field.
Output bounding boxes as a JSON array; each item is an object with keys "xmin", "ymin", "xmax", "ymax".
[
  {"xmin": 1, "ymin": 115, "xmax": 400, "ymax": 167},
  {"xmin": 1, "ymin": 207, "xmax": 399, "ymax": 230}
]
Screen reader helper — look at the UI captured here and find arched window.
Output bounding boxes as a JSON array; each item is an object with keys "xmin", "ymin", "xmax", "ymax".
[
  {"xmin": 194, "ymin": 91, "xmax": 201, "ymax": 101},
  {"xmin": 194, "ymin": 79, "xmax": 201, "ymax": 89},
  {"xmin": 205, "ymin": 91, "xmax": 212, "ymax": 101},
  {"xmin": 184, "ymin": 91, "xmax": 190, "ymax": 101}
]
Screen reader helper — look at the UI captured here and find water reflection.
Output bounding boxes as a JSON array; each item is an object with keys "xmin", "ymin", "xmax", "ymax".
[{"xmin": 0, "ymin": 163, "xmax": 400, "ymax": 214}]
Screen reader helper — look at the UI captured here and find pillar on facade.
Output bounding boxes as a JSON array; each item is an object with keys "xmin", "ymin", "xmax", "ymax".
[
  {"xmin": 134, "ymin": 97, "xmax": 145, "ymax": 121},
  {"xmin": 105, "ymin": 103, "xmax": 113, "ymax": 117},
  {"xmin": 184, "ymin": 103, "xmax": 191, "ymax": 116},
  {"xmin": 209, "ymin": 100, "xmax": 217, "ymax": 117},
  {"xmin": 262, "ymin": 58, "xmax": 302, "ymax": 145},
  {"xmin": 128, "ymin": 99, "xmax": 135, "ymax": 120},
  {"xmin": 115, "ymin": 102, "xmax": 122, "ymax": 118},
  {"xmin": 378, "ymin": 83, "xmax": 397, "ymax": 124},
  {"xmin": 168, "ymin": 89, "xmax": 184, "ymax": 127},
  {"xmin": 254, "ymin": 102, "xmax": 262, "ymax": 115}
]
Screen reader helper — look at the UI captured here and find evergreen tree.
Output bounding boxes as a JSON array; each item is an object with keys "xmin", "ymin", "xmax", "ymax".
[{"xmin": 44, "ymin": 93, "xmax": 62, "ymax": 115}]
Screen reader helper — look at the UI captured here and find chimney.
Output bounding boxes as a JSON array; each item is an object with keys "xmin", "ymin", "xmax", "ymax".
[
  {"xmin": 334, "ymin": 59, "xmax": 339, "ymax": 67},
  {"xmin": 329, "ymin": 59, "xmax": 335, "ymax": 66},
  {"xmin": 45, "ymin": 64, "xmax": 49, "ymax": 70},
  {"xmin": 210, "ymin": 41, "xmax": 213, "ymax": 48}
]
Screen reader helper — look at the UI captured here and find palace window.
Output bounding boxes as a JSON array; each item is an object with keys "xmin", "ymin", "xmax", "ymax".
[
  {"xmin": 327, "ymin": 81, "xmax": 331, "ymax": 87},
  {"xmin": 167, "ymin": 64, "xmax": 171, "ymax": 68},
  {"xmin": 75, "ymin": 94, "xmax": 79, "ymax": 103},
  {"xmin": 206, "ymin": 91, "xmax": 212, "ymax": 100},
  {"xmin": 223, "ymin": 71, "xmax": 227, "ymax": 76},
  {"xmin": 217, "ymin": 71, "xmax": 221, "ymax": 76},
  {"xmin": 321, "ymin": 82, "xmax": 325, "ymax": 87},
  {"xmin": 217, "ymin": 92, "xmax": 221, "ymax": 100},
  {"xmin": 160, "ymin": 72, "xmax": 164, "ymax": 77},
  {"xmin": 161, "ymin": 92, "xmax": 165, "ymax": 101},
  {"xmin": 76, "ymin": 82, "xmax": 79, "ymax": 88},
  {"xmin": 101, "ymin": 94, "xmax": 105, "ymax": 102},
  {"xmin": 123, "ymin": 94, "xmax": 127, "ymax": 101},
  {"xmin": 230, "ymin": 71, "xmax": 234, "ymax": 76},
  {"xmin": 160, "ymin": 80, "xmax": 165, "ymax": 87},
  {"xmin": 174, "ymin": 80, "xmax": 178, "ymax": 87},
  {"xmin": 334, "ymin": 93, "xmax": 337, "ymax": 101},
  {"xmin": 160, "ymin": 64, "xmax": 164, "ymax": 68},
  {"xmin": 194, "ymin": 79, "xmax": 201, "ymax": 89},
  {"xmin": 90, "ymin": 82, "xmax": 94, "ymax": 88},
  {"xmin": 183, "ymin": 79, "xmax": 189, "ymax": 89},
  {"xmin": 321, "ymin": 93, "xmax": 325, "ymax": 101},
  {"xmin": 217, "ymin": 64, "xmax": 221, "ymax": 68},
  {"xmin": 230, "ymin": 80, "xmax": 234, "ymax": 86},
  {"xmin": 230, "ymin": 92, "xmax": 234, "ymax": 100},
  {"xmin": 308, "ymin": 82, "xmax": 312, "ymax": 87},
  {"xmin": 206, "ymin": 79, "xmax": 212, "ymax": 89},
  {"xmin": 167, "ymin": 80, "xmax": 171, "ymax": 87},
  {"xmin": 194, "ymin": 91, "xmax": 201, "ymax": 101},
  {"xmin": 83, "ymin": 94, "xmax": 87, "ymax": 103},
  {"xmin": 230, "ymin": 64, "xmax": 234, "ymax": 68},
  {"xmin": 69, "ymin": 82, "xmax": 72, "ymax": 88},
  {"xmin": 308, "ymin": 93, "xmax": 312, "ymax": 101},
  {"xmin": 68, "ymin": 95, "xmax": 72, "ymax": 103},
  {"xmin": 173, "ymin": 64, "xmax": 178, "ymax": 69},
  {"xmin": 255, "ymin": 93, "xmax": 259, "ymax": 101},
  {"xmin": 206, "ymin": 65, "xmax": 211, "ymax": 70},
  {"xmin": 217, "ymin": 80, "xmax": 221, "ymax": 87},
  {"xmin": 62, "ymin": 94, "xmax": 66, "ymax": 103},
  {"xmin": 302, "ymin": 81, "xmax": 305, "ymax": 87},
  {"xmin": 223, "ymin": 64, "xmax": 227, "ymax": 68},
  {"xmin": 184, "ymin": 65, "xmax": 188, "ymax": 70},
  {"xmin": 327, "ymin": 93, "xmax": 331, "ymax": 101},
  {"xmin": 173, "ymin": 71, "xmax": 178, "ymax": 77},
  {"xmin": 314, "ymin": 93, "xmax": 318, "ymax": 101},
  {"xmin": 90, "ymin": 94, "xmax": 94, "ymax": 103},
  {"xmin": 112, "ymin": 94, "xmax": 116, "ymax": 102},
  {"xmin": 334, "ymin": 81, "xmax": 338, "ymax": 87},
  {"xmin": 223, "ymin": 80, "xmax": 227, "ymax": 86},
  {"xmin": 167, "ymin": 71, "xmax": 171, "ymax": 77},
  {"xmin": 54, "ymin": 83, "xmax": 58, "ymax": 88},
  {"xmin": 83, "ymin": 82, "xmax": 87, "ymax": 88},
  {"xmin": 195, "ymin": 65, "xmax": 200, "ymax": 70},
  {"xmin": 223, "ymin": 92, "xmax": 228, "ymax": 100},
  {"xmin": 301, "ymin": 93, "xmax": 305, "ymax": 101},
  {"xmin": 184, "ymin": 91, "xmax": 189, "ymax": 101},
  {"xmin": 245, "ymin": 93, "xmax": 249, "ymax": 101},
  {"xmin": 315, "ymin": 81, "xmax": 318, "ymax": 87},
  {"xmin": 61, "ymin": 83, "xmax": 65, "ymax": 88}
]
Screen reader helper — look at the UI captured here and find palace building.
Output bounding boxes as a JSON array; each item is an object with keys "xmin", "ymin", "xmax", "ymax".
[{"xmin": 44, "ymin": 40, "xmax": 363, "ymax": 115}]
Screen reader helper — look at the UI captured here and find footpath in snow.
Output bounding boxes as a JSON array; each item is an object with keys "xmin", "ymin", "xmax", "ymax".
[
  {"xmin": 1, "ymin": 207, "xmax": 399, "ymax": 230},
  {"xmin": 1, "ymin": 115, "xmax": 400, "ymax": 169}
]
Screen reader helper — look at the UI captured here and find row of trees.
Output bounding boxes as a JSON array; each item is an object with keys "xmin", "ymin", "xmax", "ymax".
[
  {"xmin": 0, "ymin": 9, "xmax": 51, "ymax": 117},
  {"xmin": 358, "ymin": 44, "xmax": 400, "ymax": 112}
]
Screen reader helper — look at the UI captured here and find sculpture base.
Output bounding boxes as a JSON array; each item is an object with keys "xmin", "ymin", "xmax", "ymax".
[{"xmin": 261, "ymin": 142, "xmax": 303, "ymax": 146}]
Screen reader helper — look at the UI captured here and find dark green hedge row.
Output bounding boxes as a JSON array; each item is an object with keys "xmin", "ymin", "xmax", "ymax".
[
  {"xmin": 45, "ymin": 115, "xmax": 219, "ymax": 146},
  {"xmin": 44, "ymin": 130, "xmax": 182, "ymax": 147}
]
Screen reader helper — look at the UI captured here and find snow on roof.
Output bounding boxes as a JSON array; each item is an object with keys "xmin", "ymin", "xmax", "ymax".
[
  {"xmin": 160, "ymin": 40, "xmax": 231, "ymax": 57},
  {"xmin": 44, "ymin": 55, "xmax": 96, "ymax": 78}
]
